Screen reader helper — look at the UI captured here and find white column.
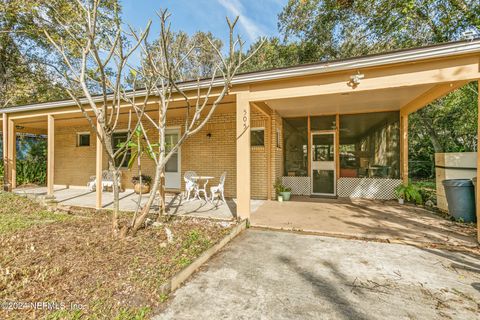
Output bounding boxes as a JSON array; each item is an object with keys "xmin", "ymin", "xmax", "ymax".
[
  {"xmin": 47, "ymin": 115, "xmax": 55, "ymax": 197},
  {"xmin": 236, "ymin": 92, "xmax": 251, "ymax": 219},
  {"xmin": 7, "ymin": 118, "xmax": 16, "ymax": 190},
  {"xmin": 2, "ymin": 113, "xmax": 8, "ymax": 191}
]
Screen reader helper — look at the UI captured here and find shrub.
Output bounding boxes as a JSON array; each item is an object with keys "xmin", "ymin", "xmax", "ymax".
[
  {"xmin": 395, "ymin": 183, "xmax": 422, "ymax": 204},
  {"xmin": 274, "ymin": 178, "xmax": 291, "ymax": 194}
]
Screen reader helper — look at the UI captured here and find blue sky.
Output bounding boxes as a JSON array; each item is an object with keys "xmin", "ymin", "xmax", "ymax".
[{"xmin": 120, "ymin": 0, "xmax": 287, "ymax": 65}]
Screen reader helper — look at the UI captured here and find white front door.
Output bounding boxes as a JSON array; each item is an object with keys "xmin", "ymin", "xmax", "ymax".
[
  {"xmin": 311, "ymin": 131, "xmax": 336, "ymax": 196},
  {"xmin": 165, "ymin": 129, "xmax": 181, "ymax": 189}
]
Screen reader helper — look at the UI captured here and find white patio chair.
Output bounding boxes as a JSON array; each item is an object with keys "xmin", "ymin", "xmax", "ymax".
[
  {"xmin": 87, "ymin": 170, "xmax": 122, "ymax": 192},
  {"xmin": 210, "ymin": 172, "xmax": 227, "ymax": 203},
  {"xmin": 183, "ymin": 171, "xmax": 198, "ymax": 201}
]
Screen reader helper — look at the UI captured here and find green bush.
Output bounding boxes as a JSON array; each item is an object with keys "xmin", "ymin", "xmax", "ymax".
[
  {"xmin": 0, "ymin": 159, "xmax": 47, "ymax": 185},
  {"xmin": 412, "ymin": 181, "xmax": 437, "ymax": 205},
  {"xmin": 0, "ymin": 135, "xmax": 47, "ymax": 186},
  {"xmin": 395, "ymin": 183, "xmax": 423, "ymax": 204}
]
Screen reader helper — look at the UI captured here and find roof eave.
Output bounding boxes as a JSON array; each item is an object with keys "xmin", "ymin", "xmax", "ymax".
[{"xmin": 3, "ymin": 39, "xmax": 480, "ymax": 114}]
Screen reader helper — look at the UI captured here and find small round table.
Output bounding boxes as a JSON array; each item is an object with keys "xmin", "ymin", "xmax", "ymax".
[{"xmin": 191, "ymin": 176, "xmax": 214, "ymax": 201}]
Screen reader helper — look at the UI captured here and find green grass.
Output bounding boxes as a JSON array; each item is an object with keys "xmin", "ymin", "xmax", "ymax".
[{"xmin": 0, "ymin": 192, "xmax": 70, "ymax": 234}]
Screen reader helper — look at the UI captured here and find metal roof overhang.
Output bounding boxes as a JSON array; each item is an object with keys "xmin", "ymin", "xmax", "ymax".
[{"xmin": 2, "ymin": 39, "xmax": 480, "ymax": 114}]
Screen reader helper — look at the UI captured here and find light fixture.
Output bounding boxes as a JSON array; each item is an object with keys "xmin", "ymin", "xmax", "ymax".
[
  {"xmin": 206, "ymin": 132, "xmax": 212, "ymax": 139},
  {"xmin": 15, "ymin": 125, "xmax": 25, "ymax": 130},
  {"xmin": 350, "ymin": 72, "xmax": 364, "ymax": 85}
]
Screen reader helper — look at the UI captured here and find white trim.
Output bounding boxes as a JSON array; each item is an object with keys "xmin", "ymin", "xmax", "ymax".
[
  {"xmin": 2, "ymin": 40, "xmax": 480, "ymax": 114},
  {"xmin": 165, "ymin": 128, "xmax": 181, "ymax": 189}
]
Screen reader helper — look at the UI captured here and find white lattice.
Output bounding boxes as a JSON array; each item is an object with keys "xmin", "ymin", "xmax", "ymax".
[
  {"xmin": 282, "ymin": 176, "xmax": 311, "ymax": 195},
  {"xmin": 337, "ymin": 178, "xmax": 401, "ymax": 199}
]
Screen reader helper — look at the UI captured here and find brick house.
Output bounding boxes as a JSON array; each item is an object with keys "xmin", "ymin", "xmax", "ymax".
[{"xmin": 2, "ymin": 39, "xmax": 480, "ymax": 236}]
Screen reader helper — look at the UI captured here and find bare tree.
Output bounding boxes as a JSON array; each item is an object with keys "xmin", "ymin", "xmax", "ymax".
[
  {"xmin": 42, "ymin": 0, "xmax": 151, "ymax": 236},
  {"xmin": 123, "ymin": 10, "xmax": 263, "ymax": 235}
]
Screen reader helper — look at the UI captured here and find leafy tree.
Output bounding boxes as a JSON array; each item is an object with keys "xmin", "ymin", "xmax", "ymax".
[
  {"xmin": 271, "ymin": 0, "xmax": 480, "ymax": 179},
  {"xmin": 240, "ymin": 37, "xmax": 302, "ymax": 72},
  {"xmin": 278, "ymin": 0, "xmax": 480, "ymax": 62},
  {"xmin": 0, "ymin": 0, "xmax": 119, "ymax": 107}
]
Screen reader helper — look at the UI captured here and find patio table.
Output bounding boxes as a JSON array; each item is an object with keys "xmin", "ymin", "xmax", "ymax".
[{"xmin": 191, "ymin": 176, "xmax": 214, "ymax": 201}]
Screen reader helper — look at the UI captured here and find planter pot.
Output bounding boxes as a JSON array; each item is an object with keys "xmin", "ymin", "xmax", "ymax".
[
  {"xmin": 280, "ymin": 191, "xmax": 291, "ymax": 201},
  {"xmin": 398, "ymin": 198, "xmax": 404, "ymax": 205},
  {"xmin": 277, "ymin": 195, "xmax": 283, "ymax": 202},
  {"xmin": 134, "ymin": 183, "xmax": 150, "ymax": 194}
]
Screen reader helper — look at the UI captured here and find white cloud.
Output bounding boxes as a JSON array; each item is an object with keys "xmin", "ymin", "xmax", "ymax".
[{"xmin": 216, "ymin": 0, "xmax": 265, "ymax": 41}]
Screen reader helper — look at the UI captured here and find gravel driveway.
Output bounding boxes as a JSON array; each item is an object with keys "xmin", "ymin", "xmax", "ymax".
[{"xmin": 155, "ymin": 229, "xmax": 480, "ymax": 319}]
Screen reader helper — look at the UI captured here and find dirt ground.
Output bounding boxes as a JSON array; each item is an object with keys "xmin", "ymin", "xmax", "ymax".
[{"xmin": 0, "ymin": 193, "xmax": 234, "ymax": 319}]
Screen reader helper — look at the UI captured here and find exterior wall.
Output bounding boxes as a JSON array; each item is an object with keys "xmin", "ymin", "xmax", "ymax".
[
  {"xmin": 53, "ymin": 103, "xmax": 271, "ymax": 199},
  {"xmin": 55, "ymin": 125, "xmax": 99, "ymax": 187},
  {"xmin": 251, "ymin": 108, "xmax": 268, "ymax": 199}
]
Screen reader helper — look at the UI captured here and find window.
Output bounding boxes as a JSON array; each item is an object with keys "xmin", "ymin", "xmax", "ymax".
[
  {"xmin": 276, "ymin": 128, "xmax": 281, "ymax": 148},
  {"xmin": 339, "ymin": 111, "xmax": 400, "ymax": 179},
  {"xmin": 251, "ymin": 128, "xmax": 265, "ymax": 147},
  {"xmin": 112, "ymin": 131, "xmax": 131, "ymax": 168},
  {"xmin": 165, "ymin": 132, "xmax": 179, "ymax": 172},
  {"xmin": 310, "ymin": 115, "xmax": 336, "ymax": 131},
  {"xmin": 283, "ymin": 117, "xmax": 308, "ymax": 176},
  {"xmin": 77, "ymin": 133, "xmax": 90, "ymax": 147}
]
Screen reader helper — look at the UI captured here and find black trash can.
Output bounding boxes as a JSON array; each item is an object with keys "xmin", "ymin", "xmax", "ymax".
[{"xmin": 442, "ymin": 179, "xmax": 476, "ymax": 222}]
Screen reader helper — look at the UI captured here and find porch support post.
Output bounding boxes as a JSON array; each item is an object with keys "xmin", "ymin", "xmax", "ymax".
[
  {"xmin": 236, "ymin": 92, "xmax": 251, "ymax": 219},
  {"xmin": 476, "ymin": 80, "xmax": 480, "ymax": 242},
  {"xmin": 7, "ymin": 117, "xmax": 15, "ymax": 190},
  {"xmin": 400, "ymin": 110, "xmax": 408, "ymax": 184},
  {"xmin": 96, "ymin": 122, "xmax": 103, "ymax": 210},
  {"xmin": 47, "ymin": 115, "xmax": 55, "ymax": 197},
  {"xmin": 307, "ymin": 115, "xmax": 311, "ymax": 176},
  {"xmin": 335, "ymin": 114, "xmax": 340, "ymax": 179},
  {"xmin": 2, "ymin": 113, "xmax": 8, "ymax": 191}
]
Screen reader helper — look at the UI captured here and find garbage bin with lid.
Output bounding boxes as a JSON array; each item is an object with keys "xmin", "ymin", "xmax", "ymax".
[{"xmin": 442, "ymin": 179, "xmax": 476, "ymax": 222}]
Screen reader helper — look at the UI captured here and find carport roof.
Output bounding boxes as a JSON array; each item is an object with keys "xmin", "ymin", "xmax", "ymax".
[{"xmin": 2, "ymin": 38, "xmax": 480, "ymax": 114}]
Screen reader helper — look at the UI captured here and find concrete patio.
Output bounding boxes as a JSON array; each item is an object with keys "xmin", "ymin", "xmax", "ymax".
[
  {"xmin": 250, "ymin": 196, "xmax": 478, "ymax": 247},
  {"xmin": 13, "ymin": 186, "xmax": 478, "ymax": 247},
  {"xmin": 13, "ymin": 186, "xmax": 263, "ymax": 220}
]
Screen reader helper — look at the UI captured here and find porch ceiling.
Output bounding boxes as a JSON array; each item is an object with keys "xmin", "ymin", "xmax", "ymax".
[
  {"xmin": 11, "ymin": 100, "xmax": 236, "ymax": 130},
  {"xmin": 265, "ymin": 83, "xmax": 436, "ymax": 117}
]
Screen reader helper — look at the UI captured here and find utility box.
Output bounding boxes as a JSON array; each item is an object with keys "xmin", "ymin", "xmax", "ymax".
[{"xmin": 435, "ymin": 152, "xmax": 477, "ymax": 212}]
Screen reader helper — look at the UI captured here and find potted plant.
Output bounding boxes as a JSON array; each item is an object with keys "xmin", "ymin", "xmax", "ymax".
[
  {"xmin": 117, "ymin": 125, "xmax": 157, "ymax": 193},
  {"xmin": 274, "ymin": 179, "xmax": 292, "ymax": 201},
  {"xmin": 132, "ymin": 175, "xmax": 152, "ymax": 194},
  {"xmin": 394, "ymin": 183, "xmax": 422, "ymax": 205}
]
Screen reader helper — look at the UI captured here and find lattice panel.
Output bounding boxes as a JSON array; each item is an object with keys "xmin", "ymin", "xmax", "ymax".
[
  {"xmin": 282, "ymin": 176, "xmax": 311, "ymax": 195},
  {"xmin": 337, "ymin": 178, "xmax": 402, "ymax": 199}
]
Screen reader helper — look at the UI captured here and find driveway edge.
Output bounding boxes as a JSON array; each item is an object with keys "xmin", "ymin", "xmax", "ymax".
[
  {"xmin": 251, "ymin": 225, "xmax": 480, "ymax": 252},
  {"xmin": 159, "ymin": 219, "xmax": 247, "ymax": 295}
]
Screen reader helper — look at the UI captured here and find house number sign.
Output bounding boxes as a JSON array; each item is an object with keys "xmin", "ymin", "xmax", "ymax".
[{"xmin": 243, "ymin": 109, "xmax": 248, "ymax": 130}]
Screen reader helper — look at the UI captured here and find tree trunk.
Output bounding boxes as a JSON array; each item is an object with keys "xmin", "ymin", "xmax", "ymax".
[{"xmin": 417, "ymin": 109, "xmax": 444, "ymax": 153}]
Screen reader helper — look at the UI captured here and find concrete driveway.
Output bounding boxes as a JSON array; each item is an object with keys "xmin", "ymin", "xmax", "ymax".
[{"xmin": 155, "ymin": 229, "xmax": 480, "ymax": 320}]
